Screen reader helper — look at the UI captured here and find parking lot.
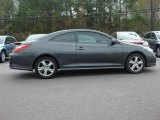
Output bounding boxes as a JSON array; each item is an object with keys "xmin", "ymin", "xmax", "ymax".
[{"xmin": 0, "ymin": 58, "xmax": 160, "ymax": 120}]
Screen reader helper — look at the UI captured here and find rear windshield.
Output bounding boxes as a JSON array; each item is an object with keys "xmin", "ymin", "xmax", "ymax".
[
  {"xmin": 26, "ymin": 34, "xmax": 46, "ymax": 41},
  {"xmin": 0, "ymin": 37, "xmax": 5, "ymax": 44},
  {"xmin": 117, "ymin": 32, "xmax": 141, "ymax": 40}
]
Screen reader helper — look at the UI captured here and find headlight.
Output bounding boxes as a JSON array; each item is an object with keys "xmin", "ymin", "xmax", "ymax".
[
  {"xmin": 143, "ymin": 46, "xmax": 153, "ymax": 52},
  {"xmin": 143, "ymin": 41, "xmax": 149, "ymax": 46}
]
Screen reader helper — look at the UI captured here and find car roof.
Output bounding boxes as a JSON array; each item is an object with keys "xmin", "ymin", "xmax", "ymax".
[
  {"xmin": 39, "ymin": 29, "xmax": 112, "ymax": 41},
  {"xmin": 116, "ymin": 31, "xmax": 137, "ymax": 33},
  {"xmin": 0, "ymin": 35, "xmax": 16, "ymax": 38}
]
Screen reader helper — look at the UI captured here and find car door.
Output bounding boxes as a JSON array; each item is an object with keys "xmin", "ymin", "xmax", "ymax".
[
  {"xmin": 76, "ymin": 31, "xmax": 124, "ymax": 68},
  {"xmin": 9, "ymin": 37, "xmax": 17, "ymax": 52},
  {"xmin": 49, "ymin": 32, "xmax": 77, "ymax": 68},
  {"xmin": 4, "ymin": 37, "xmax": 13, "ymax": 55}
]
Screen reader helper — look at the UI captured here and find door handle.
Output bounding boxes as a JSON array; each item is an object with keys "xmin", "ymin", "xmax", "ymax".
[{"xmin": 77, "ymin": 47, "xmax": 84, "ymax": 50}]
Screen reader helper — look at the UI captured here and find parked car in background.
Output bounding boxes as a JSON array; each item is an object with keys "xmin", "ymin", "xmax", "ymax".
[
  {"xmin": 143, "ymin": 31, "xmax": 160, "ymax": 57},
  {"xmin": 111, "ymin": 31, "xmax": 149, "ymax": 47},
  {"xmin": 0, "ymin": 36, "xmax": 17, "ymax": 62},
  {"xmin": 9, "ymin": 29, "xmax": 156, "ymax": 79},
  {"xmin": 25, "ymin": 34, "xmax": 47, "ymax": 42},
  {"xmin": 15, "ymin": 34, "xmax": 47, "ymax": 46}
]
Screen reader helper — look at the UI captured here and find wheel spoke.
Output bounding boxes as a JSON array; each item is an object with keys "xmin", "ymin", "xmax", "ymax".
[
  {"xmin": 135, "ymin": 56, "xmax": 138, "ymax": 62},
  {"xmin": 129, "ymin": 60, "xmax": 135, "ymax": 64},
  {"xmin": 43, "ymin": 69, "xmax": 48, "ymax": 76},
  {"xmin": 137, "ymin": 60, "xmax": 143, "ymax": 65},
  {"xmin": 41, "ymin": 60, "xmax": 47, "ymax": 66},
  {"xmin": 48, "ymin": 61, "xmax": 53, "ymax": 67},
  {"xmin": 38, "ymin": 67, "xmax": 45, "ymax": 71},
  {"xmin": 131, "ymin": 64, "xmax": 136, "ymax": 70}
]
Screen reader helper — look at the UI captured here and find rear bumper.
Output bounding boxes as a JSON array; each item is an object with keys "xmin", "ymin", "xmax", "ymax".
[{"xmin": 9, "ymin": 53, "xmax": 35, "ymax": 71}]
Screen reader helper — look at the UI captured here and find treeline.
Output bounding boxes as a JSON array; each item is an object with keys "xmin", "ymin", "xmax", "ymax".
[{"xmin": 0, "ymin": 0, "xmax": 160, "ymax": 37}]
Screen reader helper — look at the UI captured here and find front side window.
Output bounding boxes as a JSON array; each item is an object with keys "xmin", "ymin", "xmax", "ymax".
[
  {"xmin": 77, "ymin": 32, "xmax": 112, "ymax": 45},
  {"xmin": 5, "ymin": 37, "xmax": 11, "ymax": 44},
  {"xmin": 51, "ymin": 33, "xmax": 75, "ymax": 42},
  {"xmin": 151, "ymin": 33, "xmax": 156, "ymax": 39},
  {"xmin": 9, "ymin": 37, "xmax": 17, "ymax": 43}
]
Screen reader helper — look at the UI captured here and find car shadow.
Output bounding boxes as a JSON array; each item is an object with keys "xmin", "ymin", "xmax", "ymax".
[{"xmin": 12, "ymin": 68, "xmax": 156, "ymax": 80}]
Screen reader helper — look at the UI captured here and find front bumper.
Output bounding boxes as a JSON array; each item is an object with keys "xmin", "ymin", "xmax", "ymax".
[{"xmin": 146, "ymin": 52, "xmax": 156, "ymax": 67}]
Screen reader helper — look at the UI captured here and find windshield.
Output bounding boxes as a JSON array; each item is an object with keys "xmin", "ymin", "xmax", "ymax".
[
  {"xmin": 26, "ymin": 34, "xmax": 46, "ymax": 41},
  {"xmin": 117, "ymin": 32, "xmax": 141, "ymax": 40},
  {"xmin": 0, "ymin": 37, "xmax": 5, "ymax": 44}
]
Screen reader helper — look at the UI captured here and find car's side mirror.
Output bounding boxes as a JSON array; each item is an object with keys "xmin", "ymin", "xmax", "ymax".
[
  {"xmin": 110, "ymin": 39, "xmax": 119, "ymax": 46},
  {"xmin": 14, "ymin": 42, "xmax": 21, "ymax": 45}
]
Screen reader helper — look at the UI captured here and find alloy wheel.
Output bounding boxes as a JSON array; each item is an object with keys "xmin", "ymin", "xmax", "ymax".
[
  {"xmin": 129, "ymin": 56, "xmax": 143, "ymax": 73},
  {"xmin": 38, "ymin": 60, "xmax": 55, "ymax": 77}
]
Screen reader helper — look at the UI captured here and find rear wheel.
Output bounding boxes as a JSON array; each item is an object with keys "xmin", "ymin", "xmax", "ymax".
[
  {"xmin": 35, "ymin": 57, "xmax": 58, "ymax": 79},
  {"xmin": 125, "ymin": 54, "xmax": 145, "ymax": 74},
  {"xmin": 156, "ymin": 46, "xmax": 160, "ymax": 58},
  {"xmin": 0, "ymin": 51, "xmax": 6, "ymax": 63}
]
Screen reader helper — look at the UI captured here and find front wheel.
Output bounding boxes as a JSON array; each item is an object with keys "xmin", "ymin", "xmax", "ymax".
[
  {"xmin": 35, "ymin": 57, "xmax": 58, "ymax": 79},
  {"xmin": 0, "ymin": 51, "xmax": 6, "ymax": 63},
  {"xmin": 156, "ymin": 46, "xmax": 160, "ymax": 58},
  {"xmin": 125, "ymin": 54, "xmax": 145, "ymax": 74}
]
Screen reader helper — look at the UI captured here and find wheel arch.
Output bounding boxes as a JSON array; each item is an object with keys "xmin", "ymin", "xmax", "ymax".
[
  {"xmin": 1, "ymin": 49, "xmax": 6, "ymax": 54},
  {"xmin": 125, "ymin": 51, "xmax": 147, "ymax": 67},
  {"xmin": 156, "ymin": 44, "xmax": 160, "ymax": 50},
  {"xmin": 32, "ymin": 54, "xmax": 60, "ymax": 69}
]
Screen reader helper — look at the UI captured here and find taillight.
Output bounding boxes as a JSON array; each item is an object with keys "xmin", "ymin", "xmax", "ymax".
[{"xmin": 13, "ymin": 44, "xmax": 31, "ymax": 53}]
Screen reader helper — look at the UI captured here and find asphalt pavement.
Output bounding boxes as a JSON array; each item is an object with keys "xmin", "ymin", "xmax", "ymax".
[{"xmin": 0, "ymin": 59, "xmax": 160, "ymax": 120}]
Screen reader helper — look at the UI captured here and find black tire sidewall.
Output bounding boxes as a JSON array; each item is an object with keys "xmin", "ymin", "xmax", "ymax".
[
  {"xmin": 125, "ymin": 54, "xmax": 145, "ymax": 74},
  {"xmin": 35, "ymin": 57, "xmax": 58, "ymax": 79}
]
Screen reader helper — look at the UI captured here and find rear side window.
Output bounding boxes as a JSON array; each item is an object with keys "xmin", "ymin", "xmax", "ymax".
[{"xmin": 50, "ymin": 33, "xmax": 75, "ymax": 42}]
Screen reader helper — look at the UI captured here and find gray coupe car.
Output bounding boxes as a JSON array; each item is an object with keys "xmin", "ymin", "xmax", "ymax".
[{"xmin": 9, "ymin": 29, "xmax": 156, "ymax": 79}]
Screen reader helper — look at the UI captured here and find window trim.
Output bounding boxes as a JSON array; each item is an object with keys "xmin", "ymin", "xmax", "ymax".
[
  {"xmin": 49, "ymin": 32, "xmax": 76, "ymax": 43},
  {"xmin": 75, "ymin": 31, "xmax": 112, "ymax": 45}
]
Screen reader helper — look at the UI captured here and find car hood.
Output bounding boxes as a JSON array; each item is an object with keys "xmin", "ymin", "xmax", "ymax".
[
  {"xmin": 118, "ymin": 40, "xmax": 144, "ymax": 47},
  {"xmin": 120, "ymin": 39, "xmax": 144, "ymax": 45}
]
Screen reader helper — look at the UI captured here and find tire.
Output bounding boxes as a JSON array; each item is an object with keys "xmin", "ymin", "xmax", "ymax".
[
  {"xmin": 156, "ymin": 46, "xmax": 160, "ymax": 58},
  {"xmin": 125, "ymin": 53, "xmax": 145, "ymax": 74},
  {"xmin": 35, "ymin": 57, "xmax": 58, "ymax": 79},
  {"xmin": 0, "ymin": 51, "xmax": 6, "ymax": 63}
]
